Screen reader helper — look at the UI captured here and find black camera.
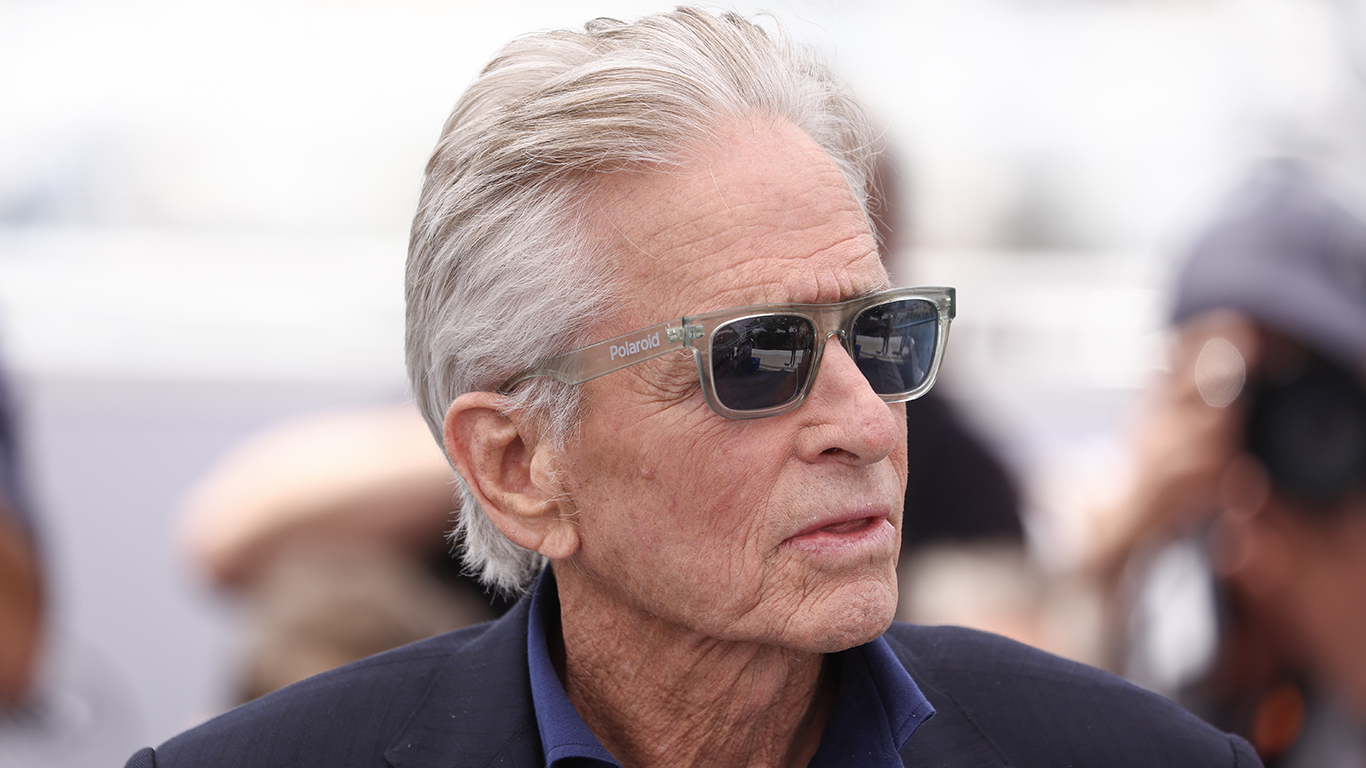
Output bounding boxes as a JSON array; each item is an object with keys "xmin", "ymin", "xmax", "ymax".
[{"xmin": 1245, "ymin": 353, "xmax": 1366, "ymax": 505}]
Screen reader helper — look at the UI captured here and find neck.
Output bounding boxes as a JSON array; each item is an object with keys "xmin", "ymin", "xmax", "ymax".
[{"xmin": 553, "ymin": 571, "xmax": 836, "ymax": 768}]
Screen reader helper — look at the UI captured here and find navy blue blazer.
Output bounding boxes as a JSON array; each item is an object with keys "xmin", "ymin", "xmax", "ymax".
[{"xmin": 127, "ymin": 597, "xmax": 1261, "ymax": 767}]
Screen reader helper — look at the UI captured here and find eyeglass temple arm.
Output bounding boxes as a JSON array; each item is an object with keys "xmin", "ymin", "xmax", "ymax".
[{"xmin": 497, "ymin": 318, "xmax": 697, "ymax": 394}]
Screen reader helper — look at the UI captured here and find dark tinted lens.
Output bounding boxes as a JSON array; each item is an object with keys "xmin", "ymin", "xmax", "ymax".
[
  {"xmin": 711, "ymin": 315, "xmax": 815, "ymax": 411},
  {"xmin": 850, "ymin": 299, "xmax": 938, "ymax": 395}
]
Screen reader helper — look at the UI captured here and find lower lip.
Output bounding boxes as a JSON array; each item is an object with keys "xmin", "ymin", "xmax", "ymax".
[{"xmin": 781, "ymin": 517, "xmax": 895, "ymax": 555}]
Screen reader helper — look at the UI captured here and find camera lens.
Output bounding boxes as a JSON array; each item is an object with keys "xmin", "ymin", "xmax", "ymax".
[{"xmin": 1246, "ymin": 356, "xmax": 1366, "ymax": 506}]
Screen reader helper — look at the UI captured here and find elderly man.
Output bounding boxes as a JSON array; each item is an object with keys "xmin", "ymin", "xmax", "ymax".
[{"xmin": 128, "ymin": 9, "xmax": 1260, "ymax": 767}]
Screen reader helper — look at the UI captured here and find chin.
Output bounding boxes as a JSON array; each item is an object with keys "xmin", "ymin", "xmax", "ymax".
[{"xmin": 780, "ymin": 576, "xmax": 899, "ymax": 654}]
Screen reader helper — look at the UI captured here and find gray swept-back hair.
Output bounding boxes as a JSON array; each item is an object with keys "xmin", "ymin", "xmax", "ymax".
[{"xmin": 406, "ymin": 7, "xmax": 878, "ymax": 594}]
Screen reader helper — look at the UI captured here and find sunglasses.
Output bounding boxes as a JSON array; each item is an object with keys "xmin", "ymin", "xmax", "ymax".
[{"xmin": 499, "ymin": 286, "xmax": 955, "ymax": 419}]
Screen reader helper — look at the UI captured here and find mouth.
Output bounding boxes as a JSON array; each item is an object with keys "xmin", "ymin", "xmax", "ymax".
[
  {"xmin": 792, "ymin": 515, "xmax": 878, "ymax": 537},
  {"xmin": 781, "ymin": 511, "xmax": 895, "ymax": 554}
]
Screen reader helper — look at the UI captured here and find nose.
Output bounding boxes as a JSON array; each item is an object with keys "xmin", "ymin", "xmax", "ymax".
[{"xmin": 795, "ymin": 335, "xmax": 903, "ymax": 466}]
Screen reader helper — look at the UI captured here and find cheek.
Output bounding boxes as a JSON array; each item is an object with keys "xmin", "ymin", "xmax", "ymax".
[
  {"xmin": 564, "ymin": 411, "xmax": 790, "ymax": 584},
  {"xmin": 891, "ymin": 426, "xmax": 909, "ymax": 495},
  {"xmin": 602, "ymin": 423, "xmax": 777, "ymax": 542}
]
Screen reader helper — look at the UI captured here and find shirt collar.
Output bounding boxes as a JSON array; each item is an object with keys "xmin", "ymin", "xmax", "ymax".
[
  {"xmin": 526, "ymin": 568, "xmax": 934, "ymax": 768},
  {"xmin": 528, "ymin": 568, "xmax": 621, "ymax": 767},
  {"xmin": 810, "ymin": 626, "xmax": 936, "ymax": 765}
]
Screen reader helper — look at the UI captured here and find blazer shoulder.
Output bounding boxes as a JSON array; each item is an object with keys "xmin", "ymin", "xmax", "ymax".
[
  {"xmin": 139, "ymin": 618, "xmax": 510, "ymax": 768},
  {"xmin": 884, "ymin": 623, "xmax": 1263, "ymax": 768}
]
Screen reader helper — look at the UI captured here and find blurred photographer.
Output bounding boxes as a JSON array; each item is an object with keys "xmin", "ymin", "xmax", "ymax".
[
  {"xmin": 1094, "ymin": 160, "xmax": 1366, "ymax": 767},
  {"xmin": 0, "ymin": 359, "xmax": 41, "ymax": 711}
]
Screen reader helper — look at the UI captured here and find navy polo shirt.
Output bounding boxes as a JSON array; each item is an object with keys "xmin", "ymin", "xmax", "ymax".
[{"xmin": 527, "ymin": 569, "xmax": 934, "ymax": 767}]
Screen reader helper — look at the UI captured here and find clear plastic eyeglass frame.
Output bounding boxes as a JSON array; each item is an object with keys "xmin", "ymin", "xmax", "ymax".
[{"xmin": 498, "ymin": 286, "xmax": 956, "ymax": 420}]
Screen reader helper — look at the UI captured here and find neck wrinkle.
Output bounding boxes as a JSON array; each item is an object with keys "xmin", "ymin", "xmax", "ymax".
[{"xmin": 554, "ymin": 575, "xmax": 835, "ymax": 768}]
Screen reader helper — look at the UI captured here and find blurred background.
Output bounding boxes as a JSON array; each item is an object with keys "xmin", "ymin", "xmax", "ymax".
[{"xmin": 4, "ymin": 0, "xmax": 1366, "ymax": 761}]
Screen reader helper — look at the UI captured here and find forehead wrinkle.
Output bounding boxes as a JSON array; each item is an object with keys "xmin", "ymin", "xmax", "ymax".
[
  {"xmin": 694, "ymin": 225, "xmax": 884, "ymax": 310},
  {"xmin": 631, "ymin": 201, "xmax": 879, "ymax": 312},
  {"xmin": 586, "ymin": 118, "xmax": 883, "ymax": 333}
]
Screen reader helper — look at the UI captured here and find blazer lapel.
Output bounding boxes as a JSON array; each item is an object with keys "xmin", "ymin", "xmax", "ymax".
[
  {"xmin": 385, "ymin": 598, "xmax": 544, "ymax": 768},
  {"xmin": 896, "ymin": 678, "xmax": 1013, "ymax": 767},
  {"xmin": 884, "ymin": 628, "xmax": 1013, "ymax": 768}
]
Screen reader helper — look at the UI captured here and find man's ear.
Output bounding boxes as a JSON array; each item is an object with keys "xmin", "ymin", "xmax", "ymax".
[{"xmin": 442, "ymin": 392, "xmax": 579, "ymax": 560}]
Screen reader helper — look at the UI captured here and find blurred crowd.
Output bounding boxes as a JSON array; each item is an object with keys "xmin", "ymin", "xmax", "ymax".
[{"xmin": 0, "ymin": 361, "xmax": 41, "ymax": 712}]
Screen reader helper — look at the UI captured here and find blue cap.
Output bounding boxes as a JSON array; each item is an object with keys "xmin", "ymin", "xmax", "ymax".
[{"xmin": 1173, "ymin": 160, "xmax": 1366, "ymax": 370}]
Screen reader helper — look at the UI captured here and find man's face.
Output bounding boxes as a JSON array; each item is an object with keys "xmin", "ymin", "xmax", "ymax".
[{"xmin": 549, "ymin": 119, "xmax": 907, "ymax": 653}]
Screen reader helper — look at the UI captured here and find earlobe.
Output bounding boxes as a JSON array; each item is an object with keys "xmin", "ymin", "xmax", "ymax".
[{"xmin": 442, "ymin": 393, "xmax": 580, "ymax": 560}]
